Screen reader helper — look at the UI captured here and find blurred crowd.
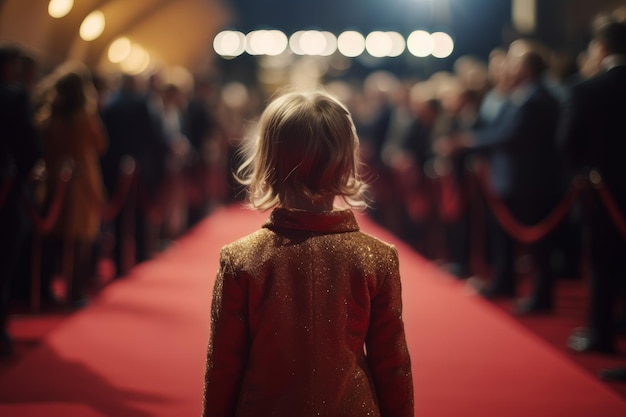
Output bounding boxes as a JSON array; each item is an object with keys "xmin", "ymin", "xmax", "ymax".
[
  {"xmin": 0, "ymin": 44, "xmax": 258, "ymax": 356},
  {"xmin": 339, "ymin": 8, "xmax": 626, "ymax": 370},
  {"xmin": 2, "ymin": 6, "xmax": 626, "ymax": 374}
]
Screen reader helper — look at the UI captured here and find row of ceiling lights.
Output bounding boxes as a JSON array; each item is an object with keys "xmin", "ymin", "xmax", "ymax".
[
  {"xmin": 214, "ymin": 29, "xmax": 455, "ymax": 59},
  {"xmin": 48, "ymin": 0, "xmax": 150, "ymax": 74}
]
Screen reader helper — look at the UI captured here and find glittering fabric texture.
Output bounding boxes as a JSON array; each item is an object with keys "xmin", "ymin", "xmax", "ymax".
[{"xmin": 203, "ymin": 208, "xmax": 413, "ymax": 417}]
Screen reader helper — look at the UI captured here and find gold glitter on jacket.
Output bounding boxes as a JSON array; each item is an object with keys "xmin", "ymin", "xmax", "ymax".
[{"xmin": 203, "ymin": 208, "xmax": 414, "ymax": 417}]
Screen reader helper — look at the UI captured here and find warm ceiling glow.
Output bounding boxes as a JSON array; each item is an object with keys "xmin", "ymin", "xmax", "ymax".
[
  {"xmin": 431, "ymin": 32, "xmax": 454, "ymax": 58},
  {"xmin": 337, "ymin": 31, "xmax": 365, "ymax": 58},
  {"xmin": 120, "ymin": 44, "xmax": 150, "ymax": 74},
  {"xmin": 48, "ymin": 0, "xmax": 73, "ymax": 18},
  {"xmin": 407, "ymin": 30, "xmax": 434, "ymax": 57},
  {"xmin": 79, "ymin": 10, "xmax": 105, "ymax": 41},
  {"xmin": 108, "ymin": 37, "xmax": 131, "ymax": 63}
]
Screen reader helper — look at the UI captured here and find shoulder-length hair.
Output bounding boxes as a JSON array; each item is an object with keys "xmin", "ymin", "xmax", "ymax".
[{"xmin": 235, "ymin": 89, "xmax": 368, "ymax": 211}]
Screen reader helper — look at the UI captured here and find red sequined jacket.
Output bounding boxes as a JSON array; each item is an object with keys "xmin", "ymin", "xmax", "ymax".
[{"xmin": 203, "ymin": 208, "xmax": 413, "ymax": 417}]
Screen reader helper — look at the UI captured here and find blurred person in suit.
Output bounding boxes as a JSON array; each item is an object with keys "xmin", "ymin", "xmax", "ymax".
[
  {"xmin": 560, "ymin": 20, "xmax": 626, "ymax": 360},
  {"xmin": 440, "ymin": 40, "xmax": 565, "ymax": 314},
  {"xmin": 101, "ymin": 74, "xmax": 168, "ymax": 275},
  {"xmin": 0, "ymin": 43, "xmax": 42, "ymax": 355}
]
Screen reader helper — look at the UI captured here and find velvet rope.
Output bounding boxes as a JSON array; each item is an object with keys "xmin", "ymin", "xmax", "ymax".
[
  {"xmin": 590, "ymin": 170, "xmax": 626, "ymax": 240},
  {"xmin": 101, "ymin": 156, "xmax": 136, "ymax": 222},
  {"xmin": 0, "ymin": 177, "xmax": 13, "ymax": 211},
  {"xmin": 24, "ymin": 161, "xmax": 73, "ymax": 234},
  {"xmin": 474, "ymin": 164, "xmax": 582, "ymax": 244},
  {"xmin": 437, "ymin": 173, "xmax": 465, "ymax": 223}
]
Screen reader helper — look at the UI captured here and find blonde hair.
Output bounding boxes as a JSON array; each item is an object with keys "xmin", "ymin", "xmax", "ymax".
[{"xmin": 236, "ymin": 89, "xmax": 367, "ymax": 211}]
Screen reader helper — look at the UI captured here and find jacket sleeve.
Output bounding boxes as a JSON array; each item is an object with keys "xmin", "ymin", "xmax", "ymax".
[
  {"xmin": 366, "ymin": 247, "xmax": 414, "ymax": 417},
  {"xmin": 202, "ymin": 248, "xmax": 249, "ymax": 417}
]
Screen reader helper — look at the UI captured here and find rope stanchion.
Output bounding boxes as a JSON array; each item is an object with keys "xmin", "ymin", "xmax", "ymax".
[
  {"xmin": 26, "ymin": 160, "xmax": 73, "ymax": 313},
  {"xmin": 430, "ymin": 157, "xmax": 465, "ymax": 223},
  {"xmin": 23, "ymin": 161, "xmax": 73, "ymax": 234},
  {"xmin": 474, "ymin": 164, "xmax": 582, "ymax": 244},
  {"xmin": 101, "ymin": 156, "xmax": 136, "ymax": 222},
  {"xmin": 589, "ymin": 169, "xmax": 626, "ymax": 240}
]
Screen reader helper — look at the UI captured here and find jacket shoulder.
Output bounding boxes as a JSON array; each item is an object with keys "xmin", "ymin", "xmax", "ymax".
[{"xmin": 219, "ymin": 229, "xmax": 275, "ymax": 267}]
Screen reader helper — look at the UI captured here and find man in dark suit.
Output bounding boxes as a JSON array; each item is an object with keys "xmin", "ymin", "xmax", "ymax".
[
  {"xmin": 444, "ymin": 40, "xmax": 565, "ymax": 314},
  {"xmin": 560, "ymin": 20, "xmax": 626, "ymax": 360},
  {"xmin": 101, "ymin": 74, "xmax": 168, "ymax": 276},
  {"xmin": 0, "ymin": 44, "xmax": 41, "ymax": 356}
]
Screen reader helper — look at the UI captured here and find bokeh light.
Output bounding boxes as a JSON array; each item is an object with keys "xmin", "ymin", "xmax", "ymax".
[
  {"xmin": 387, "ymin": 31, "xmax": 406, "ymax": 57},
  {"xmin": 120, "ymin": 44, "xmax": 150, "ymax": 74},
  {"xmin": 337, "ymin": 31, "xmax": 365, "ymax": 58},
  {"xmin": 212, "ymin": 29, "xmax": 454, "ymax": 59},
  {"xmin": 300, "ymin": 30, "xmax": 326, "ymax": 56},
  {"xmin": 48, "ymin": 0, "xmax": 73, "ymax": 18},
  {"xmin": 319, "ymin": 31, "xmax": 338, "ymax": 56},
  {"xmin": 79, "ymin": 10, "xmax": 105, "ymax": 41},
  {"xmin": 431, "ymin": 32, "xmax": 454, "ymax": 58},
  {"xmin": 407, "ymin": 30, "xmax": 434, "ymax": 57},
  {"xmin": 107, "ymin": 37, "xmax": 131, "ymax": 63},
  {"xmin": 213, "ymin": 30, "xmax": 246, "ymax": 57},
  {"xmin": 365, "ymin": 31, "xmax": 393, "ymax": 58}
]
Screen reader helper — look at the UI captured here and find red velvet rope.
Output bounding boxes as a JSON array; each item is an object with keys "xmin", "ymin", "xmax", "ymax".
[
  {"xmin": 101, "ymin": 157, "xmax": 136, "ymax": 222},
  {"xmin": 437, "ymin": 173, "xmax": 465, "ymax": 222},
  {"xmin": 591, "ymin": 170, "xmax": 626, "ymax": 240},
  {"xmin": 24, "ymin": 162, "xmax": 73, "ymax": 234},
  {"xmin": 474, "ymin": 164, "xmax": 582, "ymax": 244},
  {"xmin": 0, "ymin": 177, "xmax": 13, "ymax": 211}
]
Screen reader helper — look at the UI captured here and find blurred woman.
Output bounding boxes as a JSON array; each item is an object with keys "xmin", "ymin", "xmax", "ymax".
[{"xmin": 38, "ymin": 65, "xmax": 107, "ymax": 306}]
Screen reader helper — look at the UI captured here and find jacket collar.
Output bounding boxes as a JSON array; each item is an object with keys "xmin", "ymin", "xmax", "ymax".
[{"xmin": 263, "ymin": 208, "xmax": 360, "ymax": 233}]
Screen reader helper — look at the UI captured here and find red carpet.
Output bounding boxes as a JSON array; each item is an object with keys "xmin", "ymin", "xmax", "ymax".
[{"xmin": 1, "ymin": 205, "xmax": 626, "ymax": 417}]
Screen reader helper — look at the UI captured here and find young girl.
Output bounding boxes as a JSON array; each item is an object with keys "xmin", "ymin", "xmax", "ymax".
[{"xmin": 202, "ymin": 90, "xmax": 413, "ymax": 417}]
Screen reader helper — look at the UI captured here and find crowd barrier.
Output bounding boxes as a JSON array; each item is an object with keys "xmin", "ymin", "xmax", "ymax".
[
  {"xmin": 470, "ymin": 164, "xmax": 626, "ymax": 244},
  {"xmin": 21, "ymin": 157, "xmax": 136, "ymax": 312}
]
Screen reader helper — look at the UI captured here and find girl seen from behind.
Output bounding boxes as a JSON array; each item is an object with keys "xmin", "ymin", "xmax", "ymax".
[{"xmin": 202, "ymin": 90, "xmax": 414, "ymax": 417}]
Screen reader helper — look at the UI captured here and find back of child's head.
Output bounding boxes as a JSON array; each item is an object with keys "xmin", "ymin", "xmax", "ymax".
[{"xmin": 237, "ymin": 89, "xmax": 367, "ymax": 210}]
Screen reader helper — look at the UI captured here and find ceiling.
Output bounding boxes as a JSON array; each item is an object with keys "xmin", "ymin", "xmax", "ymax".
[{"xmin": 0, "ymin": 0, "xmax": 231, "ymax": 73}]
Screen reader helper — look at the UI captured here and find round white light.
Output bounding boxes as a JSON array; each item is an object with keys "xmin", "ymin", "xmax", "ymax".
[
  {"xmin": 319, "ymin": 31, "xmax": 338, "ymax": 56},
  {"xmin": 337, "ymin": 31, "xmax": 365, "ymax": 58},
  {"xmin": 407, "ymin": 30, "xmax": 433, "ymax": 57},
  {"xmin": 265, "ymin": 30, "xmax": 288, "ymax": 56},
  {"xmin": 387, "ymin": 31, "xmax": 406, "ymax": 57},
  {"xmin": 108, "ymin": 37, "xmax": 131, "ymax": 63},
  {"xmin": 365, "ymin": 31, "xmax": 393, "ymax": 58},
  {"xmin": 79, "ymin": 10, "xmax": 105, "ymax": 41},
  {"xmin": 120, "ymin": 44, "xmax": 150, "ymax": 74},
  {"xmin": 289, "ymin": 31, "xmax": 306, "ymax": 55},
  {"xmin": 48, "ymin": 0, "xmax": 73, "ymax": 18},
  {"xmin": 247, "ymin": 30, "xmax": 267, "ymax": 55},
  {"xmin": 431, "ymin": 32, "xmax": 454, "ymax": 58},
  {"xmin": 213, "ymin": 30, "xmax": 246, "ymax": 57},
  {"xmin": 300, "ymin": 30, "xmax": 326, "ymax": 56}
]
